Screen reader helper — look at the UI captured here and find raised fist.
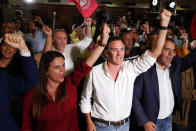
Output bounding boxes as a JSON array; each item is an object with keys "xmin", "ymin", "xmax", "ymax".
[
  {"xmin": 4, "ymin": 34, "xmax": 28, "ymax": 52},
  {"xmin": 43, "ymin": 26, "xmax": 52, "ymax": 36},
  {"xmin": 101, "ymin": 24, "xmax": 110, "ymax": 45},
  {"xmin": 160, "ymin": 9, "xmax": 172, "ymax": 27},
  {"xmin": 84, "ymin": 18, "xmax": 92, "ymax": 26}
]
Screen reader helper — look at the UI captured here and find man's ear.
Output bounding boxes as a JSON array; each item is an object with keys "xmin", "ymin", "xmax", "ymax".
[{"xmin": 103, "ymin": 50, "xmax": 109, "ymax": 58}]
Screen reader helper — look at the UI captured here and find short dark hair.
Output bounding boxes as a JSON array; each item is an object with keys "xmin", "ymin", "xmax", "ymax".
[
  {"xmin": 165, "ymin": 38, "xmax": 176, "ymax": 45},
  {"xmin": 105, "ymin": 36, "xmax": 124, "ymax": 51},
  {"xmin": 29, "ymin": 19, "xmax": 42, "ymax": 29},
  {"xmin": 120, "ymin": 30, "xmax": 130, "ymax": 39}
]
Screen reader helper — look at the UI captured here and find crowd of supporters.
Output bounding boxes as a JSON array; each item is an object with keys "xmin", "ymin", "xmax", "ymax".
[{"xmin": 0, "ymin": 5, "xmax": 196, "ymax": 131}]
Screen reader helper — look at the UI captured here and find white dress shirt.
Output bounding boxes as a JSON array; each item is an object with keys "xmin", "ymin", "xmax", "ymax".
[
  {"xmin": 80, "ymin": 50, "xmax": 156, "ymax": 121},
  {"xmin": 53, "ymin": 37, "xmax": 92, "ymax": 75},
  {"xmin": 156, "ymin": 63, "xmax": 174, "ymax": 119}
]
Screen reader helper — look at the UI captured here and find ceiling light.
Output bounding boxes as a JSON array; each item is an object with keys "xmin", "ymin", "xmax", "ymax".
[
  {"xmin": 25, "ymin": 0, "xmax": 33, "ymax": 3},
  {"xmin": 152, "ymin": 0, "xmax": 158, "ymax": 6}
]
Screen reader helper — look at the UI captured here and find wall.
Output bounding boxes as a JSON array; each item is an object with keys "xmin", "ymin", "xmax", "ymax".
[{"xmin": 21, "ymin": 3, "xmax": 147, "ymax": 33}]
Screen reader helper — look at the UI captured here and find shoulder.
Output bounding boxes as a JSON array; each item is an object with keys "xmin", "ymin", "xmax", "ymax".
[
  {"xmin": 171, "ymin": 56, "xmax": 181, "ymax": 67},
  {"xmin": 80, "ymin": 37, "xmax": 92, "ymax": 42},
  {"xmin": 91, "ymin": 62, "xmax": 104, "ymax": 73}
]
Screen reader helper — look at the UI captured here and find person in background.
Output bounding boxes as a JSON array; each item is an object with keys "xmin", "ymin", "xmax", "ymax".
[
  {"xmin": 25, "ymin": 16, "xmax": 46, "ymax": 54},
  {"xmin": 172, "ymin": 36, "xmax": 196, "ymax": 131},
  {"xmin": 14, "ymin": 19, "xmax": 25, "ymax": 39},
  {"xmin": 121, "ymin": 31, "xmax": 141, "ymax": 60},
  {"xmin": 41, "ymin": 18, "xmax": 93, "ymax": 75},
  {"xmin": 0, "ymin": 21, "xmax": 15, "ymax": 43},
  {"xmin": 70, "ymin": 24, "xmax": 86, "ymax": 43},
  {"xmin": 113, "ymin": 25, "xmax": 121, "ymax": 37}
]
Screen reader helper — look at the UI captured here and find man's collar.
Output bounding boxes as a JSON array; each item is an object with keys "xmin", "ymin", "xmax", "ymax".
[
  {"xmin": 103, "ymin": 61, "xmax": 123, "ymax": 77},
  {"xmin": 155, "ymin": 62, "xmax": 171, "ymax": 70}
]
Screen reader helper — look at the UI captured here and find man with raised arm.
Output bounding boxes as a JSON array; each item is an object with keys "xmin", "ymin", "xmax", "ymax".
[
  {"xmin": 40, "ymin": 18, "xmax": 93, "ymax": 75},
  {"xmin": 80, "ymin": 9, "xmax": 172, "ymax": 131}
]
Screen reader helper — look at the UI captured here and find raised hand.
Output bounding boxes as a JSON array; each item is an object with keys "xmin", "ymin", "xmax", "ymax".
[
  {"xmin": 4, "ymin": 34, "xmax": 29, "ymax": 53},
  {"xmin": 101, "ymin": 24, "xmax": 110, "ymax": 45},
  {"xmin": 143, "ymin": 24, "xmax": 150, "ymax": 34},
  {"xmin": 35, "ymin": 16, "xmax": 44, "ymax": 26},
  {"xmin": 160, "ymin": 9, "xmax": 172, "ymax": 27},
  {"xmin": 43, "ymin": 26, "xmax": 52, "ymax": 36},
  {"xmin": 84, "ymin": 17, "xmax": 92, "ymax": 26}
]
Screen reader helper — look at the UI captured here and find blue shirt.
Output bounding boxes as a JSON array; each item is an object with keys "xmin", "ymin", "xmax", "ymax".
[{"xmin": 26, "ymin": 30, "xmax": 46, "ymax": 53}]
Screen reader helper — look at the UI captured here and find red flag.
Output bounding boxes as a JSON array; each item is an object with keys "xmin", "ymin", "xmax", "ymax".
[{"xmin": 67, "ymin": 0, "xmax": 98, "ymax": 18}]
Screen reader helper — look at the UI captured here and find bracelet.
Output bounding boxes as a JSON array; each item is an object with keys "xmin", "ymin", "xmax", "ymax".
[
  {"xmin": 159, "ymin": 26, "xmax": 168, "ymax": 30},
  {"xmin": 98, "ymin": 43, "xmax": 106, "ymax": 47}
]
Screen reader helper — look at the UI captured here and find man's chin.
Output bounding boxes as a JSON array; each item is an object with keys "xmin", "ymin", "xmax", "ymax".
[
  {"xmin": 166, "ymin": 62, "xmax": 172, "ymax": 67},
  {"xmin": 115, "ymin": 60, "xmax": 123, "ymax": 65}
]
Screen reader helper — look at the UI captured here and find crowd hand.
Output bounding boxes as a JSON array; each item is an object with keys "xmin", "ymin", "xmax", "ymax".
[
  {"xmin": 4, "ymin": 34, "xmax": 29, "ymax": 53},
  {"xmin": 35, "ymin": 16, "xmax": 44, "ymax": 25},
  {"xmin": 100, "ymin": 24, "xmax": 110, "ymax": 45},
  {"xmin": 43, "ymin": 26, "xmax": 52, "ymax": 36},
  {"xmin": 84, "ymin": 17, "xmax": 92, "ymax": 26},
  {"xmin": 144, "ymin": 121, "xmax": 156, "ymax": 131},
  {"xmin": 143, "ymin": 24, "xmax": 150, "ymax": 34},
  {"xmin": 160, "ymin": 9, "xmax": 172, "ymax": 27}
]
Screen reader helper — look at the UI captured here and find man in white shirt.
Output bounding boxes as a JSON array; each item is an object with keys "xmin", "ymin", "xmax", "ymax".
[
  {"xmin": 80, "ymin": 9, "xmax": 172, "ymax": 131},
  {"xmin": 34, "ymin": 18, "xmax": 92, "ymax": 75}
]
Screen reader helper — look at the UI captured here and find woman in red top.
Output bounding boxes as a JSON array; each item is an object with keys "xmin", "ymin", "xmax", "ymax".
[{"xmin": 21, "ymin": 24, "xmax": 110, "ymax": 131}]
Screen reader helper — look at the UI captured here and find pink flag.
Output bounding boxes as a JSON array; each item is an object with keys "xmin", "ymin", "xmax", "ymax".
[{"xmin": 67, "ymin": 0, "xmax": 98, "ymax": 18}]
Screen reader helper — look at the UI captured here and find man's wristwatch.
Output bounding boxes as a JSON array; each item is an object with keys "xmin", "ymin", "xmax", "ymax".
[
  {"xmin": 159, "ymin": 26, "xmax": 168, "ymax": 30},
  {"xmin": 98, "ymin": 42, "xmax": 106, "ymax": 47}
]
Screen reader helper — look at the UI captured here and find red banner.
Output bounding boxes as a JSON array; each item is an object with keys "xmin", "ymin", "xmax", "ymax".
[{"xmin": 67, "ymin": 0, "xmax": 98, "ymax": 18}]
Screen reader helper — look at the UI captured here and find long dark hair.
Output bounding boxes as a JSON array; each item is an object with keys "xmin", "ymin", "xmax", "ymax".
[{"xmin": 32, "ymin": 51, "xmax": 66, "ymax": 118}]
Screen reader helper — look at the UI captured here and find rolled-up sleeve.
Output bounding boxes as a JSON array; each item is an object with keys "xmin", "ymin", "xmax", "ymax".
[
  {"xmin": 132, "ymin": 50, "xmax": 156, "ymax": 76},
  {"xmin": 79, "ymin": 71, "xmax": 93, "ymax": 114}
]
